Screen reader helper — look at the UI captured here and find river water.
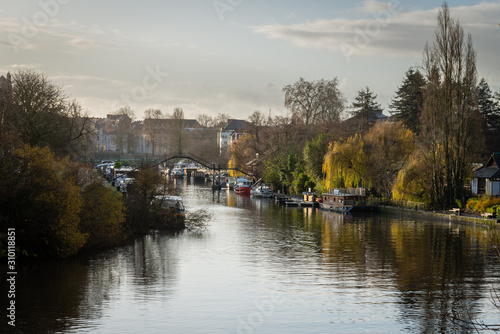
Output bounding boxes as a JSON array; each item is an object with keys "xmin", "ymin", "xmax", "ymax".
[{"xmin": 2, "ymin": 182, "xmax": 500, "ymax": 334}]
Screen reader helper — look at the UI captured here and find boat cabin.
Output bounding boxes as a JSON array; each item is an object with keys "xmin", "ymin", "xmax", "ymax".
[{"xmin": 322, "ymin": 193, "xmax": 367, "ymax": 208}]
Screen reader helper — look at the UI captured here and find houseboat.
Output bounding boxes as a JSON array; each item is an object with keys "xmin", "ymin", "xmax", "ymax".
[
  {"xmin": 234, "ymin": 177, "xmax": 252, "ymax": 195},
  {"xmin": 320, "ymin": 189, "xmax": 374, "ymax": 213}
]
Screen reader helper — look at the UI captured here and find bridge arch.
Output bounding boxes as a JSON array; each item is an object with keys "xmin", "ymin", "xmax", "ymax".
[{"xmin": 159, "ymin": 152, "xmax": 254, "ymax": 177}]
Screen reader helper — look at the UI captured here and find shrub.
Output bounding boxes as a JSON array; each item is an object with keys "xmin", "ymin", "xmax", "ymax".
[
  {"xmin": 80, "ymin": 182, "xmax": 126, "ymax": 250},
  {"xmin": 466, "ymin": 197, "xmax": 480, "ymax": 212},
  {"xmin": 466, "ymin": 196, "xmax": 500, "ymax": 214}
]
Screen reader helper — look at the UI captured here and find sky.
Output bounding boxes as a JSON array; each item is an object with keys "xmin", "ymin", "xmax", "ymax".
[{"xmin": 0, "ymin": 0, "xmax": 499, "ymax": 120}]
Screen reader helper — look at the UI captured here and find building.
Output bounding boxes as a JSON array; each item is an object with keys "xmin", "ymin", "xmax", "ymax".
[
  {"xmin": 218, "ymin": 119, "xmax": 250, "ymax": 154},
  {"xmin": 471, "ymin": 153, "xmax": 500, "ymax": 196},
  {"xmin": 93, "ymin": 116, "xmax": 200, "ymax": 156},
  {"xmin": 92, "ymin": 117, "xmax": 117, "ymax": 153}
]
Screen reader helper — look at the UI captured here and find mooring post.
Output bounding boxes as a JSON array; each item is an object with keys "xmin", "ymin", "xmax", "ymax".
[{"xmin": 212, "ymin": 163, "xmax": 215, "ymax": 187}]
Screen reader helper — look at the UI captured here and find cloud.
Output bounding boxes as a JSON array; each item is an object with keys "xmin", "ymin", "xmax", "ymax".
[
  {"xmin": 6, "ymin": 63, "xmax": 42, "ymax": 69},
  {"xmin": 251, "ymin": 2, "xmax": 500, "ymax": 60},
  {"xmin": 362, "ymin": 0, "xmax": 398, "ymax": 13}
]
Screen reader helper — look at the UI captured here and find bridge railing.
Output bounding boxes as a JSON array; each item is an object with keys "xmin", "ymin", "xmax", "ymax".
[{"xmin": 159, "ymin": 152, "xmax": 254, "ymax": 177}]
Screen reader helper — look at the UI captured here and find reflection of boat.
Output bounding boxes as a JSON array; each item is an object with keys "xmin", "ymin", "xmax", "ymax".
[
  {"xmin": 251, "ymin": 182, "xmax": 273, "ymax": 198},
  {"xmin": 234, "ymin": 177, "xmax": 252, "ymax": 195},
  {"xmin": 320, "ymin": 188, "xmax": 374, "ymax": 213}
]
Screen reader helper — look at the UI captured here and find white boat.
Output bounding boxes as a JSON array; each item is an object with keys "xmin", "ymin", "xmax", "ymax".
[
  {"xmin": 153, "ymin": 195, "xmax": 185, "ymax": 217},
  {"xmin": 251, "ymin": 184, "xmax": 273, "ymax": 198},
  {"xmin": 171, "ymin": 168, "xmax": 184, "ymax": 177}
]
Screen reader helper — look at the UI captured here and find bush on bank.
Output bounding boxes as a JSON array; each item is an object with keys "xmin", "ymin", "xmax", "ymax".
[
  {"xmin": 466, "ymin": 196, "xmax": 500, "ymax": 215},
  {"xmin": 0, "ymin": 139, "xmax": 182, "ymax": 258}
]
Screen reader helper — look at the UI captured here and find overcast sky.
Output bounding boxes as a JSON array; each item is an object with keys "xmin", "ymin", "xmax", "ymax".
[{"xmin": 0, "ymin": 0, "xmax": 499, "ymax": 120}]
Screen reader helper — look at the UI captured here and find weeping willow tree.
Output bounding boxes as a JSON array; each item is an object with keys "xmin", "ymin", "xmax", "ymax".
[
  {"xmin": 228, "ymin": 154, "xmax": 243, "ymax": 177},
  {"xmin": 392, "ymin": 148, "xmax": 434, "ymax": 204},
  {"xmin": 322, "ymin": 134, "xmax": 368, "ymax": 191}
]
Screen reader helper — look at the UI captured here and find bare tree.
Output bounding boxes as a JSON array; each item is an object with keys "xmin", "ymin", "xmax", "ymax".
[
  {"xmin": 63, "ymin": 99, "xmax": 96, "ymax": 159},
  {"xmin": 143, "ymin": 108, "xmax": 164, "ymax": 156},
  {"xmin": 8, "ymin": 70, "xmax": 94, "ymax": 158},
  {"xmin": 420, "ymin": 2, "xmax": 484, "ymax": 208},
  {"xmin": 110, "ymin": 106, "xmax": 135, "ymax": 154},
  {"xmin": 283, "ymin": 77, "xmax": 346, "ymax": 126},
  {"xmin": 196, "ymin": 112, "xmax": 231, "ymax": 128},
  {"xmin": 167, "ymin": 107, "xmax": 188, "ymax": 155}
]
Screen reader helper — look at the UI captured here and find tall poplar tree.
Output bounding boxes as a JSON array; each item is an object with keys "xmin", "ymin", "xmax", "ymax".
[{"xmin": 420, "ymin": 2, "xmax": 483, "ymax": 208}]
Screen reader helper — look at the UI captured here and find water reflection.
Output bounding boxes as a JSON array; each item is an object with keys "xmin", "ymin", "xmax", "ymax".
[
  {"xmin": 2, "ymin": 184, "xmax": 499, "ymax": 334},
  {"xmin": 319, "ymin": 211, "xmax": 500, "ymax": 333}
]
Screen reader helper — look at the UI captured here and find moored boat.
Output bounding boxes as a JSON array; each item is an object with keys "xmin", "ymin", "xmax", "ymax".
[
  {"xmin": 234, "ymin": 177, "xmax": 252, "ymax": 195},
  {"xmin": 320, "ymin": 188, "xmax": 375, "ymax": 213},
  {"xmin": 153, "ymin": 195, "xmax": 185, "ymax": 217},
  {"xmin": 251, "ymin": 184, "xmax": 273, "ymax": 198}
]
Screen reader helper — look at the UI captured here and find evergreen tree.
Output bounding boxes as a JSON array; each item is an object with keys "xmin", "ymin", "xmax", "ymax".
[
  {"xmin": 390, "ymin": 68, "xmax": 426, "ymax": 134},
  {"xmin": 350, "ymin": 87, "xmax": 383, "ymax": 133},
  {"xmin": 477, "ymin": 78, "xmax": 500, "ymax": 129}
]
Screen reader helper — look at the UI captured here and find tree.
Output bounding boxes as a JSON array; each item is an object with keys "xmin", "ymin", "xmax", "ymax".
[
  {"xmin": 0, "ymin": 142, "xmax": 87, "ymax": 257},
  {"xmin": 350, "ymin": 86, "xmax": 383, "ymax": 133},
  {"xmin": 167, "ymin": 107, "xmax": 188, "ymax": 155},
  {"xmin": 420, "ymin": 2, "xmax": 484, "ymax": 208},
  {"xmin": 303, "ymin": 133, "xmax": 330, "ymax": 192},
  {"xmin": 322, "ymin": 134, "xmax": 367, "ymax": 190},
  {"xmin": 261, "ymin": 115, "xmax": 309, "ymax": 192},
  {"xmin": 63, "ymin": 100, "xmax": 96, "ymax": 160},
  {"xmin": 125, "ymin": 164, "xmax": 179, "ymax": 232},
  {"xmin": 143, "ymin": 108, "xmax": 164, "ymax": 156},
  {"xmin": 477, "ymin": 78, "xmax": 500, "ymax": 129},
  {"xmin": 110, "ymin": 106, "xmax": 135, "ymax": 154},
  {"xmin": 283, "ymin": 77, "xmax": 346, "ymax": 125},
  {"xmin": 392, "ymin": 149, "xmax": 433, "ymax": 204},
  {"xmin": 196, "ymin": 113, "xmax": 231, "ymax": 128},
  {"xmin": 8, "ymin": 70, "xmax": 94, "ymax": 158},
  {"xmin": 79, "ymin": 179, "xmax": 126, "ymax": 250},
  {"xmin": 364, "ymin": 122, "xmax": 416, "ymax": 196},
  {"xmin": 390, "ymin": 68, "xmax": 426, "ymax": 134},
  {"xmin": 246, "ymin": 110, "xmax": 268, "ymax": 157},
  {"xmin": 477, "ymin": 79, "xmax": 500, "ymax": 154},
  {"xmin": 264, "ymin": 153, "xmax": 301, "ymax": 194}
]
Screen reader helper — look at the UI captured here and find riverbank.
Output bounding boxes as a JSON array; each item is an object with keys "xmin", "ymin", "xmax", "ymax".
[{"xmin": 378, "ymin": 205, "xmax": 500, "ymax": 227}]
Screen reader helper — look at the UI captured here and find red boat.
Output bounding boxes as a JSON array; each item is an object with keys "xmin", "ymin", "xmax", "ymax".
[{"xmin": 234, "ymin": 178, "xmax": 252, "ymax": 195}]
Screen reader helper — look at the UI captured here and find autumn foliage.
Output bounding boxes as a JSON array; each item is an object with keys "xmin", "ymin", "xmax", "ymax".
[{"xmin": 0, "ymin": 137, "xmax": 126, "ymax": 257}]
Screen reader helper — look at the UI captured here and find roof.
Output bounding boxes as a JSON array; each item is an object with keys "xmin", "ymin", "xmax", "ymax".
[
  {"xmin": 474, "ymin": 166, "xmax": 500, "ymax": 179},
  {"xmin": 143, "ymin": 118, "xmax": 200, "ymax": 128},
  {"xmin": 473, "ymin": 153, "xmax": 500, "ymax": 179},
  {"xmin": 222, "ymin": 119, "xmax": 250, "ymax": 131},
  {"xmin": 487, "ymin": 153, "xmax": 500, "ymax": 168}
]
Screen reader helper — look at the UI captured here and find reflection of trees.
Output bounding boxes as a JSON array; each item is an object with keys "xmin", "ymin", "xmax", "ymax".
[
  {"xmin": 0, "ymin": 259, "xmax": 88, "ymax": 334},
  {"xmin": 319, "ymin": 213, "xmax": 498, "ymax": 333},
  {"xmin": 0, "ymin": 234, "xmax": 180, "ymax": 333},
  {"xmin": 132, "ymin": 234, "xmax": 180, "ymax": 293}
]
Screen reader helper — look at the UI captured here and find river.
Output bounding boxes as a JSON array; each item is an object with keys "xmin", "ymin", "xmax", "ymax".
[{"xmin": 2, "ymin": 182, "xmax": 500, "ymax": 333}]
